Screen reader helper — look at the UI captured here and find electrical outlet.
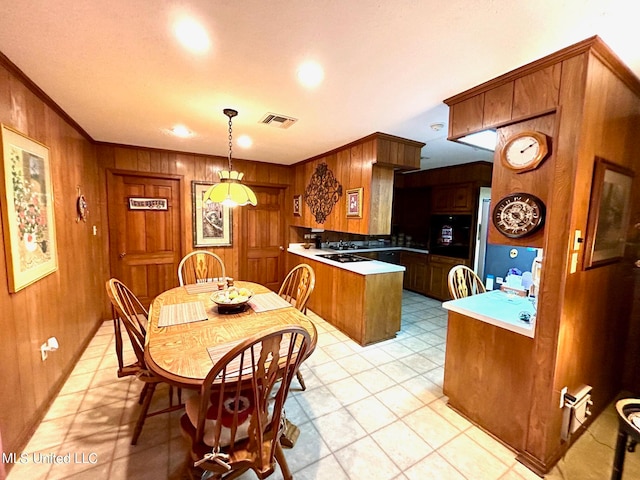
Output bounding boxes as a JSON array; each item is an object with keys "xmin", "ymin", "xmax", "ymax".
[{"xmin": 560, "ymin": 386, "xmax": 568, "ymax": 408}]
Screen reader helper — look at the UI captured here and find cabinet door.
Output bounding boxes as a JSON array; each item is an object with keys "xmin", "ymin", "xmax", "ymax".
[
  {"xmin": 427, "ymin": 261, "xmax": 450, "ymax": 300},
  {"xmin": 431, "ymin": 184, "xmax": 473, "ymax": 213}
]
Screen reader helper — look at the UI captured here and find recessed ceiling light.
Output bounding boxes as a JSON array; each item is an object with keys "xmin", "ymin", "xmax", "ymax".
[
  {"xmin": 237, "ymin": 135, "xmax": 252, "ymax": 148},
  {"xmin": 174, "ymin": 18, "xmax": 210, "ymax": 54},
  {"xmin": 170, "ymin": 125, "xmax": 193, "ymax": 137},
  {"xmin": 297, "ymin": 61, "xmax": 324, "ymax": 88}
]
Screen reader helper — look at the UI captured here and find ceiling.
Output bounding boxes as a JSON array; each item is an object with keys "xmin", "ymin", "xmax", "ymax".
[{"xmin": 1, "ymin": 1, "xmax": 639, "ymax": 171}]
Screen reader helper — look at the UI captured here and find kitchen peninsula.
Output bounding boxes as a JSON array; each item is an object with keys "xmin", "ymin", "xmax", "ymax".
[{"xmin": 287, "ymin": 244, "xmax": 405, "ymax": 345}]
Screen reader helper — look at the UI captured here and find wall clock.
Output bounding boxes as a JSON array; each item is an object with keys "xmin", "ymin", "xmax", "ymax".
[
  {"xmin": 492, "ymin": 193, "xmax": 545, "ymax": 238},
  {"xmin": 500, "ymin": 130, "xmax": 549, "ymax": 173}
]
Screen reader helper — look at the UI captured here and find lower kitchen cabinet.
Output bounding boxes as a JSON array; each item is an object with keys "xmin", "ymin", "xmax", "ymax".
[
  {"xmin": 426, "ymin": 255, "xmax": 470, "ymax": 301},
  {"xmin": 400, "ymin": 252, "xmax": 429, "ymax": 295}
]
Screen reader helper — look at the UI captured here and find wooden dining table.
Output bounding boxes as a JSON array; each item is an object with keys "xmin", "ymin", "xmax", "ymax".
[{"xmin": 144, "ymin": 280, "xmax": 317, "ymax": 389}]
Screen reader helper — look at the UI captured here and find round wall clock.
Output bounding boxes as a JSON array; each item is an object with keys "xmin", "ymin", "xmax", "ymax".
[
  {"xmin": 500, "ymin": 130, "xmax": 549, "ymax": 173},
  {"xmin": 492, "ymin": 193, "xmax": 545, "ymax": 238}
]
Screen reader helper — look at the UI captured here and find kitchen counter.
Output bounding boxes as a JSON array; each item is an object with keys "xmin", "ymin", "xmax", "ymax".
[
  {"xmin": 442, "ymin": 290, "xmax": 536, "ymax": 338},
  {"xmin": 287, "ymin": 244, "xmax": 406, "ymax": 274},
  {"xmin": 286, "ymin": 244, "xmax": 404, "ymax": 346}
]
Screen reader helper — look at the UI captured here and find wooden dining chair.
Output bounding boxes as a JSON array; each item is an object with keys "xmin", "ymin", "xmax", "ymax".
[
  {"xmin": 178, "ymin": 251, "xmax": 227, "ymax": 286},
  {"xmin": 106, "ymin": 278, "xmax": 184, "ymax": 445},
  {"xmin": 278, "ymin": 264, "xmax": 316, "ymax": 391},
  {"xmin": 180, "ymin": 325, "xmax": 311, "ymax": 480},
  {"xmin": 447, "ymin": 265, "xmax": 486, "ymax": 299}
]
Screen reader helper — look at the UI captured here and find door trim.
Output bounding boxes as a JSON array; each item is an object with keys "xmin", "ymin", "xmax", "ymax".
[{"xmin": 105, "ymin": 169, "xmax": 186, "ymax": 280}]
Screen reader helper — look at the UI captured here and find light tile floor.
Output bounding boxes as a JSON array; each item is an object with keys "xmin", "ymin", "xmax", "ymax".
[{"xmin": 6, "ymin": 291, "xmax": 640, "ymax": 479}]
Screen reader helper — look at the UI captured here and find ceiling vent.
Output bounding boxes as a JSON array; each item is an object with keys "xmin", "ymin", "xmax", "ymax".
[{"xmin": 259, "ymin": 112, "xmax": 297, "ymax": 129}]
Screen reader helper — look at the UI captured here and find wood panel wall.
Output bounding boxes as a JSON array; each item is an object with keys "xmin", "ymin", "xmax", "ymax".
[
  {"xmin": 288, "ymin": 133, "xmax": 422, "ymax": 235},
  {"xmin": 443, "ymin": 36, "xmax": 640, "ymax": 473},
  {"xmin": 0, "ymin": 59, "xmax": 106, "ymax": 455},
  {"xmin": 95, "ymin": 144, "xmax": 292, "ymax": 316}
]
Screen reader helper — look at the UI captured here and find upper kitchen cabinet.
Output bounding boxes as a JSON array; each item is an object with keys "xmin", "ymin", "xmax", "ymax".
[
  {"xmin": 290, "ymin": 133, "xmax": 424, "ymax": 235},
  {"xmin": 431, "ymin": 182, "xmax": 473, "ymax": 213},
  {"xmin": 445, "ymin": 62, "xmax": 561, "ymax": 140}
]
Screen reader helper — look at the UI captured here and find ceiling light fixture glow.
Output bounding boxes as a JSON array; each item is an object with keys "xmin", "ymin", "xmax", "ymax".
[
  {"xmin": 170, "ymin": 124, "xmax": 192, "ymax": 137},
  {"xmin": 202, "ymin": 109, "xmax": 257, "ymax": 208},
  {"xmin": 174, "ymin": 18, "xmax": 210, "ymax": 54},
  {"xmin": 297, "ymin": 61, "xmax": 324, "ymax": 88},
  {"xmin": 456, "ymin": 130, "xmax": 498, "ymax": 152},
  {"xmin": 237, "ymin": 134, "xmax": 252, "ymax": 148}
]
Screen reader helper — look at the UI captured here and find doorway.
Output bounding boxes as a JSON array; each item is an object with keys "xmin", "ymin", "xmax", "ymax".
[
  {"xmin": 239, "ymin": 186, "xmax": 286, "ymax": 291},
  {"xmin": 106, "ymin": 170, "xmax": 183, "ymax": 306}
]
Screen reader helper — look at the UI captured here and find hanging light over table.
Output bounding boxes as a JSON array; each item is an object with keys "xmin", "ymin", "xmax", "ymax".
[{"xmin": 202, "ymin": 109, "xmax": 257, "ymax": 207}]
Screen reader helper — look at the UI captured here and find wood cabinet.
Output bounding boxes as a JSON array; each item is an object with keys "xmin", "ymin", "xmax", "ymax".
[
  {"xmin": 287, "ymin": 253, "xmax": 403, "ymax": 346},
  {"xmin": 400, "ymin": 251, "xmax": 429, "ymax": 295},
  {"xmin": 290, "ymin": 133, "xmax": 424, "ymax": 235},
  {"xmin": 430, "ymin": 183, "xmax": 473, "ymax": 213},
  {"xmin": 426, "ymin": 255, "xmax": 469, "ymax": 301}
]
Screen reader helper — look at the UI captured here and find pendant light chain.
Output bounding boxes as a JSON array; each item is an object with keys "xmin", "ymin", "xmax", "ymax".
[{"xmin": 227, "ymin": 114, "xmax": 233, "ymax": 171}]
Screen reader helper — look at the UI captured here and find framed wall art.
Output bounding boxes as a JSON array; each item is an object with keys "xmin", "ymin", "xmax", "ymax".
[
  {"xmin": 293, "ymin": 194, "xmax": 302, "ymax": 217},
  {"xmin": 192, "ymin": 181, "xmax": 232, "ymax": 247},
  {"xmin": 0, "ymin": 124, "xmax": 58, "ymax": 292},
  {"xmin": 346, "ymin": 187, "xmax": 363, "ymax": 218},
  {"xmin": 583, "ymin": 157, "xmax": 634, "ymax": 269}
]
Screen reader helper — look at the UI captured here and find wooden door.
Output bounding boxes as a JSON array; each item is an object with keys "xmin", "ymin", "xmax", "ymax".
[
  {"xmin": 107, "ymin": 171, "xmax": 182, "ymax": 306},
  {"xmin": 239, "ymin": 186, "xmax": 285, "ymax": 291}
]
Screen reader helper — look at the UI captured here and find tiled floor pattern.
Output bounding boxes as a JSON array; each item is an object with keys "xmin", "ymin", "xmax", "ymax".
[{"xmin": 6, "ymin": 290, "xmax": 640, "ymax": 479}]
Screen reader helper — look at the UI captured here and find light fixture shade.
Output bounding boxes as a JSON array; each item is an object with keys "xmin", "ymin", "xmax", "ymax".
[{"xmin": 203, "ymin": 170, "xmax": 258, "ymax": 207}]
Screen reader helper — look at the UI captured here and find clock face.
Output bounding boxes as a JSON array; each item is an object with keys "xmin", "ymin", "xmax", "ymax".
[
  {"xmin": 501, "ymin": 131, "xmax": 548, "ymax": 172},
  {"xmin": 492, "ymin": 193, "xmax": 545, "ymax": 238}
]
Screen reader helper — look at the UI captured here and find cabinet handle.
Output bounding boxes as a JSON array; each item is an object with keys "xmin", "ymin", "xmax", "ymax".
[
  {"xmin": 279, "ymin": 246, "xmax": 285, "ymax": 251},
  {"xmin": 119, "ymin": 252, "xmax": 127, "ymax": 258}
]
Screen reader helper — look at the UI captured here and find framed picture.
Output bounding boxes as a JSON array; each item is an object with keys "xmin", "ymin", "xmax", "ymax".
[
  {"xmin": 346, "ymin": 187, "xmax": 363, "ymax": 218},
  {"xmin": 192, "ymin": 181, "xmax": 232, "ymax": 247},
  {"xmin": 584, "ymin": 157, "xmax": 634, "ymax": 269},
  {"xmin": 293, "ymin": 194, "xmax": 302, "ymax": 217},
  {"xmin": 128, "ymin": 197, "xmax": 168, "ymax": 210},
  {"xmin": 0, "ymin": 124, "xmax": 58, "ymax": 292}
]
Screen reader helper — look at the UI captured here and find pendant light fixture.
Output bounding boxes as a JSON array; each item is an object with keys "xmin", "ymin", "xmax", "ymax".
[{"xmin": 202, "ymin": 109, "xmax": 257, "ymax": 207}]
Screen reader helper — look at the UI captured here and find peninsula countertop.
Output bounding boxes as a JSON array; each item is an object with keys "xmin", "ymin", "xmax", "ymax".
[
  {"xmin": 287, "ymin": 244, "xmax": 407, "ymax": 275},
  {"xmin": 442, "ymin": 289, "xmax": 536, "ymax": 338}
]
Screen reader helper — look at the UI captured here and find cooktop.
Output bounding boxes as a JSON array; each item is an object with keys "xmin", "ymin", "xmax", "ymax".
[{"xmin": 317, "ymin": 253, "xmax": 373, "ymax": 263}]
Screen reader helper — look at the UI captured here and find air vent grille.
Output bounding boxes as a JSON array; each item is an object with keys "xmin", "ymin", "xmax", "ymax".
[{"xmin": 259, "ymin": 112, "xmax": 297, "ymax": 129}]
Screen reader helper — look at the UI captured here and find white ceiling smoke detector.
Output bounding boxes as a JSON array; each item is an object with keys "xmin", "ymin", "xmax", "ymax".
[{"xmin": 259, "ymin": 113, "xmax": 298, "ymax": 129}]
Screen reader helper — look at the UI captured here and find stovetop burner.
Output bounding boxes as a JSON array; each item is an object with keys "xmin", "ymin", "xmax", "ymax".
[{"xmin": 317, "ymin": 253, "xmax": 372, "ymax": 263}]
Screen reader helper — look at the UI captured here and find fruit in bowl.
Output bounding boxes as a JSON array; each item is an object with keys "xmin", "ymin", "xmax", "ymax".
[{"xmin": 211, "ymin": 287, "xmax": 254, "ymax": 306}]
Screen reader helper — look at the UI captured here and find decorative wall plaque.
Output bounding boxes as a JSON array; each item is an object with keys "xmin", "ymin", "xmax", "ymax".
[{"xmin": 304, "ymin": 163, "xmax": 342, "ymax": 224}]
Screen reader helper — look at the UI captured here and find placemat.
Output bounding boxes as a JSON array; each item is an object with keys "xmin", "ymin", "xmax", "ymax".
[
  {"xmin": 248, "ymin": 292, "xmax": 293, "ymax": 313},
  {"xmin": 158, "ymin": 301, "xmax": 208, "ymax": 327},
  {"xmin": 184, "ymin": 283, "xmax": 219, "ymax": 295}
]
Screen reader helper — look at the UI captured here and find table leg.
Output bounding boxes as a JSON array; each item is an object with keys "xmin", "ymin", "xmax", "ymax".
[{"xmin": 611, "ymin": 429, "xmax": 627, "ymax": 480}]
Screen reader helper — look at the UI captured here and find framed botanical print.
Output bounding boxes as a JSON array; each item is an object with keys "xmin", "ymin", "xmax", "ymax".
[
  {"xmin": 192, "ymin": 181, "xmax": 232, "ymax": 247},
  {"xmin": 583, "ymin": 157, "xmax": 634, "ymax": 268},
  {"xmin": 0, "ymin": 124, "xmax": 58, "ymax": 292},
  {"xmin": 346, "ymin": 188, "xmax": 363, "ymax": 218}
]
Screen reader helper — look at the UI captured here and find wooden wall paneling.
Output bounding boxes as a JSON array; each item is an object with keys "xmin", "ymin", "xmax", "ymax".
[
  {"xmin": 361, "ymin": 141, "xmax": 375, "ymax": 233},
  {"xmin": 444, "ymin": 311, "xmax": 534, "ymax": 451},
  {"xmin": 523, "ymin": 54, "xmax": 588, "ymax": 465},
  {"xmin": 483, "ymin": 82, "xmax": 514, "ymax": 127},
  {"xmin": 487, "ymin": 113, "xmax": 557, "ymax": 247},
  {"xmin": 449, "ymin": 94, "xmax": 484, "ymax": 138},
  {"xmin": 348, "ymin": 143, "xmax": 364, "ymax": 234},
  {"xmin": 512, "ymin": 64, "xmax": 561, "ymax": 118},
  {"xmin": 0, "ymin": 62, "xmax": 105, "ymax": 456}
]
